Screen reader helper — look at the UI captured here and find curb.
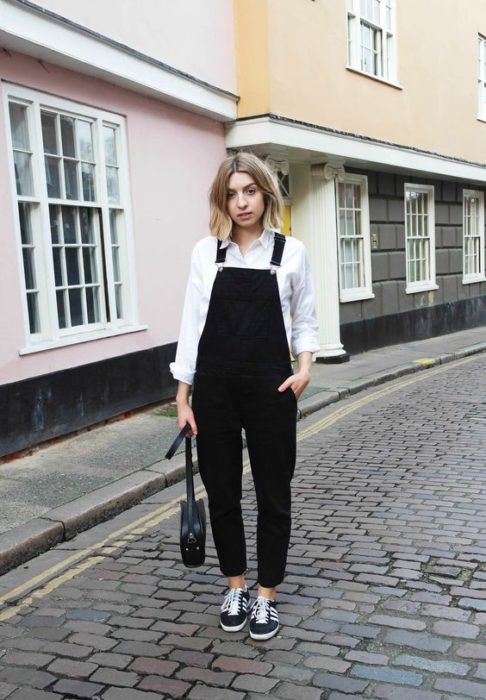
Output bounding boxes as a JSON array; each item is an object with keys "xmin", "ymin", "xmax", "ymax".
[{"xmin": 1, "ymin": 341, "xmax": 486, "ymax": 576}]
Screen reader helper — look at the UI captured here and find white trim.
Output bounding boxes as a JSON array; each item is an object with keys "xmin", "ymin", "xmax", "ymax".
[
  {"xmin": 225, "ymin": 117, "xmax": 486, "ymax": 183},
  {"xmin": 3, "ymin": 81, "xmax": 142, "ymax": 352},
  {"xmin": 18, "ymin": 323, "xmax": 148, "ymax": 355},
  {"xmin": 404, "ymin": 183, "xmax": 436, "ymax": 294},
  {"xmin": 336, "ymin": 173, "xmax": 375, "ymax": 303},
  {"xmin": 346, "ymin": 0, "xmax": 397, "ymax": 83},
  {"xmin": 462, "ymin": 188, "xmax": 485, "ymax": 284},
  {"xmin": 345, "ymin": 66, "xmax": 402, "ymax": 90},
  {"xmin": 0, "ymin": 0, "xmax": 237, "ymax": 122},
  {"xmin": 479, "ymin": 36, "xmax": 486, "ymax": 121}
]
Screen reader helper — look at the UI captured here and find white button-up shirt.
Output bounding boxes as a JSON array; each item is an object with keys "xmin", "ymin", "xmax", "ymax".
[{"xmin": 170, "ymin": 230, "xmax": 320, "ymax": 385}]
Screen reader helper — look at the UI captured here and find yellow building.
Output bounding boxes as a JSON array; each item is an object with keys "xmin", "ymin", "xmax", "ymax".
[{"xmin": 231, "ymin": 0, "xmax": 486, "ymax": 359}]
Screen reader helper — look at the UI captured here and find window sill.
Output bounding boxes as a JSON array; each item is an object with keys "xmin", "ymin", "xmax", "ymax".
[
  {"xmin": 405, "ymin": 283, "xmax": 439, "ymax": 295},
  {"xmin": 346, "ymin": 66, "xmax": 403, "ymax": 90},
  {"xmin": 462, "ymin": 275, "xmax": 486, "ymax": 285},
  {"xmin": 340, "ymin": 291, "xmax": 375, "ymax": 303},
  {"xmin": 18, "ymin": 324, "xmax": 148, "ymax": 356}
]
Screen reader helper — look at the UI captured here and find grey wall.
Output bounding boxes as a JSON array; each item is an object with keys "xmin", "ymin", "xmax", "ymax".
[{"xmin": 340, "ymin": 169, "xmax": 486, "ymax": 327}]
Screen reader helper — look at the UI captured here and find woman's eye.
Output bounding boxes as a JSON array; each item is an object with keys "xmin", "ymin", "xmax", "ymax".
[
  {"xmin": 247, "ymin": 188, "xmax": 256, "ymax": 195},
  {"xmin": 227, "ymin": 192, "xmax": 235, "ymax": 199}
]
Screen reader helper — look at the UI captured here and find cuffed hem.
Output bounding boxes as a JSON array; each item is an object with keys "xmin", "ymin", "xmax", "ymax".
[{"xmin": 169, "ymin": 362, "xmax": 195, "ymax": 386}]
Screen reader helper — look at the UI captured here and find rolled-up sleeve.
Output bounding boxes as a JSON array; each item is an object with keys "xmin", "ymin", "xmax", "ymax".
[
  {"xmin": 290, "ymin": 247, "xmax": 320, "ymax": 357},
  {"xmin": 169, "ymin": 246, "xmax": 203, "ymax": 386}
]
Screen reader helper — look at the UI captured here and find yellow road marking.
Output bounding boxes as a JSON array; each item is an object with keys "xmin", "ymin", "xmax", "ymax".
[{"xmin": 0, "ymin": 353, "xmax": 479, "ymax": 621}]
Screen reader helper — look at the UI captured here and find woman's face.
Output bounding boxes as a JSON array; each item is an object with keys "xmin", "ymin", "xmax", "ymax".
[{"xmin": 226, "ymin": 171, "xmax": 265, "ymax": 230}]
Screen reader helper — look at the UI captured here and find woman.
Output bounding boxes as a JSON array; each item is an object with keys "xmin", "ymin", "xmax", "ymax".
[{"xmin": 170, "ymin": 152, "xmax": 319, "ymax": 640}]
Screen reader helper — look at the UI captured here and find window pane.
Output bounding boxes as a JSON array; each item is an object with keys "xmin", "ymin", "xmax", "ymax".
[
  {"xmin": 115, "ymin": 284, "xmax": 123, "ymax": 319},
  {"xmin": 83, "ymin": 247, "xmax": 98, "ymax": 284},
  {"xmin": 78, "ymin": 121, "xmax": 94, "ymax": 161},
  {"xmin": 103, "ymin": 126, "xmax": 117, "ymax": 165},
  {"xmin": 69, "ymin": 288, "xmax": 83, "ymax": 326},
  {"xmin": 41, "ymin": 112, "xmax": 58, "ymax": 155},
  {"xmin": 66, "ymin": 247, "xmax": 81, "ymax": 285},
  {"xmin": 86, "ymin": 286, "xmax": 100, "ymax": 323},
  {"xmin": 64, "ymin": 160, "xmax": 79, "ymax": 200},
  {"xmin": 50, "ymin": 205, "xmax": 60, "ymax": 243},
  {"xmin": 62, "ymin": 207, "xmax": 77, "ymax": 243},
  {"xmin": 57, "ymin": 290, "xmax": 67, "ymax": 328},
  {"xmin": 23, "ymin": 248, "xmax": 36, "ymax": 289},
  {"xmin": 109, "ymin": 210, "xmax": 119, "ymax": 244},
  {"xmin": 106, "ymin": 166, "xmax": 120, "ymax": 204},
  {"xmin": 27, "ymin": 292, "xmax": 40, "ymax": 333},
  {"xmin": 18, "ymin": 203, "xmax": 33, "ymax": 244},
  {"xmin": 45, "ymin": 156, "xmax": 61, "ymax": 198},
  {"xmin": 80, "ymin": 207, "xmax": 95, "ymax": 243},
  {"xmin": 52, "ymin": 247, "xmax": 63, "ymax": 286},
  {"xmin": 61, "ymin": 116, "xmax": 76, "ymax": 157},
  {"xmin": 9, "ymin": 103, "xmax": 30, "ymax": 150},
  {"xmin": 112, "ymin": 246, "xmax": 120, "ymax": 281},
  {"xmin": 13, "ymin": 151, "xmax": 34, "ymax": 196},
  {"xmin": 81, "ymin": 163, "xmax": 95, "ymax": 201}
]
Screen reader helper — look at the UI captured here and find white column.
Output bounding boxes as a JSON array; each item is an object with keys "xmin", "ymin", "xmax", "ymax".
[{"xmin": 310, "ymin": 163, "xmax": 348, "ymax": 362}]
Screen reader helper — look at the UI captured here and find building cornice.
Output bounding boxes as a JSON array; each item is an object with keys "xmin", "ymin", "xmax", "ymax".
[
  {"xmin": 226, "ymin": 114, "xmax": 486, "ymax": 182},
  {"xmin": 0, "ymin": 0, "xmax": 238, "ymax": 121}
]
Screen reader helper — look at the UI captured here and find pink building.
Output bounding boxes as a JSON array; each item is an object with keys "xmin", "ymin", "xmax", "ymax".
[{"xmin": 0, "ymin": 0, "xmax": 237, "ymax": 456}]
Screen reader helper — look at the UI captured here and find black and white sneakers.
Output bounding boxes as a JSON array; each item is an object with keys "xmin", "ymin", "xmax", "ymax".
[
  {"xmin": 220, "ymin": 586, "xmax": 250, "ymax": 632},
  {"xmin": 220, "ymin": 588, "xmax": 279, "ymax": 639},
  {"xmin": 249, "ymin": 595, "xmax": 279, "ymax": 640}
]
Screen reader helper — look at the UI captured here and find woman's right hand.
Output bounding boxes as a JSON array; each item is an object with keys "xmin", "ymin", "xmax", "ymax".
[
  {"xmin": 177, "ymin": 402, "xmax": 198, "ymax": 437},
  {"xmin": 176, "ymin": 381, "xmax": 198, "ymax": 436}
]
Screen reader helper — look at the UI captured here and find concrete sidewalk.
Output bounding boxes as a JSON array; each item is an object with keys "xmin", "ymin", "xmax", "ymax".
[{"xmin": 1, "ymin": 325, "xmax": 485, "ymax": 575}]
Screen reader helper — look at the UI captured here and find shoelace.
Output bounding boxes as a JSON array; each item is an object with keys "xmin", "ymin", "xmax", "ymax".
[
  {"xmin": 251, "ymin": 596, "xmax": 271, "ymax": 624},
  {"xmin": 221, "ymin": 588, "xmax": 245, "ymax": 617}
]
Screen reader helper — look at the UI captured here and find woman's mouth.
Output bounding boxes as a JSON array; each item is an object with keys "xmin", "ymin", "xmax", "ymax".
[{"xmin": 238, "ymin": 212, "xmax": 252, "ymax": 219}]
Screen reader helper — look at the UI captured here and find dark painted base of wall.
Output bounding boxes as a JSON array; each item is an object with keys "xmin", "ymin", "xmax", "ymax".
[
  {"xmin": 341, "ymin": 295, "xmax": 486, "ymax": 355},
  {"xmin": 1, "ymin": 343, "xmax": 177, "ymax": 459}
]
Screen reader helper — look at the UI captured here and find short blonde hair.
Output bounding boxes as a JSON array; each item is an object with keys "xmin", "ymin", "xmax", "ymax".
[{"xmin": 209, "ymin": 152, "xmax": 283, "ymax": 240}]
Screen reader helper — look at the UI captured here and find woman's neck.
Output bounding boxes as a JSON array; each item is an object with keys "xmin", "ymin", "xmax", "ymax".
[{"xmin": 231, "ymin": 224, "xmax": 264, "ymax": 255}]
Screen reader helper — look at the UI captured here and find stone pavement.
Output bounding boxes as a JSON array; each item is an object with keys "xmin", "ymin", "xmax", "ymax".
[
  {"xmin": 0, "ymin": 351, "xmax": 486, "ymax": 697},
  {"xmin": 0, "ymin": 326, "xmax": 485, "ymax": 574}
]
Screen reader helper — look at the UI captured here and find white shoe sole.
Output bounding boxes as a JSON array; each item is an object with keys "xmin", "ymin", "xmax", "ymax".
[
  {"xmin": 220, "ymin": 618, "xmax": 248, "ymax": 632},
  {"xmin": 249, "ymin": 624, "xmax": 279, "ymax": 640}
]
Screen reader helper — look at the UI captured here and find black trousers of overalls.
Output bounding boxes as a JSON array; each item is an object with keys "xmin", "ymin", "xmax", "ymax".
[{"xmin": 192, "ymin": 234, "xmax": 297, "ymax": 588}]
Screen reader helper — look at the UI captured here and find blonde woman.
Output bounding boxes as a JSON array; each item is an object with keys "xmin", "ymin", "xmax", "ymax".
[{"xmin": 170, "ymin": 152, "xmax": 319, "ymax": 640}]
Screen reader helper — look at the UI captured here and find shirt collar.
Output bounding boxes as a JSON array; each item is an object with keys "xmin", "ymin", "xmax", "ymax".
[{"xmin": 220, "ymin": 229, "xmax": 274, "ymax": 250}]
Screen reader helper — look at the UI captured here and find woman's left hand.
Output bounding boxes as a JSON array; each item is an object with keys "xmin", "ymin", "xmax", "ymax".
[{"xmin": 278, "ymin": 368, "xmax": 311, "ymax": 401}]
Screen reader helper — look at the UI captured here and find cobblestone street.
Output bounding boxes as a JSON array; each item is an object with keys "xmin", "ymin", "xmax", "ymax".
[{"xmin": 1, "ymin": 354, "xmax": 486, "ymax": 699}]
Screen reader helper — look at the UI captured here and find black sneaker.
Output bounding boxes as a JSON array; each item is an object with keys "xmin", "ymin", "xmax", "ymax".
[
  {"xmin": 249, "ymin": 596, "xmax": 279, "ymax": 640},
  {"xmin": 220, "ymin": 587, "xmax": 250, "ymax": 632}
]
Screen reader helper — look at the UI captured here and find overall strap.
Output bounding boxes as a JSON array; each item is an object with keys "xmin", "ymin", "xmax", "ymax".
[
  {"xmin": 215, "ymin": 239, "xmax": 227, "ymax": 265},
  {"xmin": 270, "ymin": 232, "xmax": 286, "ymax": 268}
]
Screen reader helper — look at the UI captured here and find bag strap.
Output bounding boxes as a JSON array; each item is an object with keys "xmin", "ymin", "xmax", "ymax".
[
  {"xmin": 165, "ymin": 425, "xmax": 198, "ymax": 536},
  {"xmin": 165, "ymin": 422, "xmax": 191, "ymax": 460}
]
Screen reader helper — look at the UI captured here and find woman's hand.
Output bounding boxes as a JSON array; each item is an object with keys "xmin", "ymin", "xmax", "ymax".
[
  {"xmin": 176, "ymin": 382, "xmax": 198, "ymax": 436},
  {"xmin": 277, "ymin": 351, "xmax": 313, "ymax": 400},
  {"xmin": 278, "ymin": 368, "xmax": 310, "ymax": 400}
]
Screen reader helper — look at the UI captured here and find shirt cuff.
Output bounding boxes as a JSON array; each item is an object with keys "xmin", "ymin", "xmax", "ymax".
[
  {"xmin": 292, "ymin": 337, "xmax": 320, "ymax": 357},
  {"xmin": 169, "ymin": 362, "xmax": 195, "ymax": 386}
]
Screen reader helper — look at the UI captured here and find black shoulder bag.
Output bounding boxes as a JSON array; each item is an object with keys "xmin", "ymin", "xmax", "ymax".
[{"xmin": 165, "ymin": 423, "xmax": 206, "ymax": 568}]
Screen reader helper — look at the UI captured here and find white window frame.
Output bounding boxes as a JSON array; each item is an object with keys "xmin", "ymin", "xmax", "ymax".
[
  {"xmin": 404, "ymin": 183, "xmax": 438, "ymax": 294},
  {"xmin": 479, "ymin": 36, "xmax": 486, "ymax": 121},
  {"xmin": 463, "ymin": 189, "xmax": 485, "ymax": 284},
  {"xmin": 347, "ymin": 0, "xmax": 397, "ymax": 84},
  {"xmin": 3, "ymin": 83, "xmax": 144, "ymax": 354},
  {"xmin": 336, "ymin": 173, "xmax": 374, "ymax": 302}
]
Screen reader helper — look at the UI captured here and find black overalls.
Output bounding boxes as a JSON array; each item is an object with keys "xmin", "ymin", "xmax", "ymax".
[{"xmin": 192, "ymin": 232, "xmax": 297, "ymax": 588}]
